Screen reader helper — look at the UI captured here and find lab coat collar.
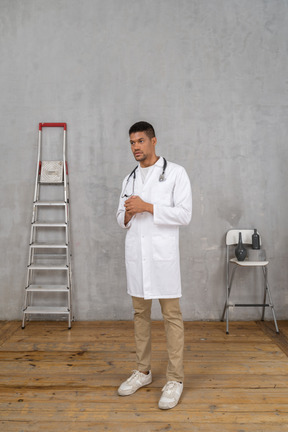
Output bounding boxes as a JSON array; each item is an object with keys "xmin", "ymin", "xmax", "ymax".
[
  {"xmin": 136, "ymin": 156, "xmax": 164, "ymax": 189},
  {"xmin": 155, "ymin": 156, "xmax": 164, "ymax": 167},
  {"xmin": 137, "ymin": 156, "xmax": 164, "ymax": 169}
]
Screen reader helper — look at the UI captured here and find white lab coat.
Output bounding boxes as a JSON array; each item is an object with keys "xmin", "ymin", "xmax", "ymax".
[{"xmin": 116, "ymin": 157, "xmax": 192, "ymax": 299}]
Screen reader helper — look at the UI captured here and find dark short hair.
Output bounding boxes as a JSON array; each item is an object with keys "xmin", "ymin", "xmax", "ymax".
[{"xmin": 129, "ymin": 121, "xmax": 156, "ymax": 139}]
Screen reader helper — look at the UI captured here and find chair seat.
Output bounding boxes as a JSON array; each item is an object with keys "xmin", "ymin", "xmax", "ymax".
[{"xmin": 230, "ymin": 257, "xmax": 269, "ymax": 267}]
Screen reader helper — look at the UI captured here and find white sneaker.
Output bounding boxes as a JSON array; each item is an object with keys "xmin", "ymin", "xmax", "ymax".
[
  {"xmin": 118, "ymin": 370, "xmax": 152, "ymax": 396},
  {"xmin": 158, "ymin": 381, "xmax": 183, "ymax": 409}
]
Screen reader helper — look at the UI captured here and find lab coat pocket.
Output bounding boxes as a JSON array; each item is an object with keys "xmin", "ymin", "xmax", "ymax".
[{"xmin": 152, "ymin": 235, "xmax": 176, "ymax": 261}]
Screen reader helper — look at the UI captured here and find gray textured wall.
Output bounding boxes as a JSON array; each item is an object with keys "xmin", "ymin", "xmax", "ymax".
[{"xmin": 0, "ymin": 0, "xmax": 288, "ymax": 321}]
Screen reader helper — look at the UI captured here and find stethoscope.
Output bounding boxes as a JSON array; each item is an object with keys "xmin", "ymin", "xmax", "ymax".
[{"xmin": 121, "ymin": 157, "xmax": 167, "ymax": 198}]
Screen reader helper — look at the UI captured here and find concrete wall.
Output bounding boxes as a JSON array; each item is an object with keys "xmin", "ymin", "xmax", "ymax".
[{"xmin": 1, "ymin": 0, "xmax": 288, "ymax": 321}]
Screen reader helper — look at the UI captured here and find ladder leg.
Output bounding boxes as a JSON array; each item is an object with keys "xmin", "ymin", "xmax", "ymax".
[
  {"xmin": 23, "ymin": 288, "xmax": 28, "ymax": 311},
  {"xmin": 68, "ymin": 309, "xmax": 72, "ymax": 330},
  {"xmin": 67, "ymin": 266, "xmax": 71, "ymax": 329},
  {"xmin": 22, "ymin": 287, "xmax": 28, "ymax": 329},
  {"xmin": 22, "ymin": 313, "xmax": 26, "ymax": 329}
]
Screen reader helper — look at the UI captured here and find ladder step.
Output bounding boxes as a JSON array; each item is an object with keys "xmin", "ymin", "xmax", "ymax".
[
  {"xmin": 34, "ymin": 201, "xmax": 67, "ymax": 206},
  {"xmin": 32, "ymin": 254, "xmax": 68, "ymax": 260},
  {"xmin": 30, "ymin": 242, "xmax": 68, "ymax": 248},
  {"xmin": 32, "ymin": 222, "xmax": 67, "ymax": 227},
  {"xmin": 39, "ymin": 181, "xmax": 64, "ymax": 185},
  {"xmin": 23, "ymin": 306, "xmax": 70, "ymax": 315},
  {"xmin": 28, "ymin": 264, "xmax": 68, "ymax": 270},
  {"xmin": 26, "ymin": 285, "xmax": 69, "ymax": 292}
]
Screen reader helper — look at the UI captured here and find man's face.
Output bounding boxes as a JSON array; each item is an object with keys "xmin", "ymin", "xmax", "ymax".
[{"xmin": 129, "ymin": 131, "xmax": 157, "ymax": 166}]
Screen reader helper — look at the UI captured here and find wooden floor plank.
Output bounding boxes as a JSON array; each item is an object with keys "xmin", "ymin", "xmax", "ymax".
[
  {"xmin": 0, "ymin": 321, "xmax": 22, "ymax": 347},
  {"xmin": 257, "ymin": 321, "xmax": 288, "ymax": 356},
  {"xmin": 0, "ymin": 387, "xmax": 287, "ymax": 404},
  {"xmin": 0, "ymin": 375, "xmax": 287, "ymax": 390},
  {"xmin": 1, "ymin": 422, "xmax": 287, "ymax": 432},
  {"xmin": 0, "ymin": 360, "xmax": 287, "ymax": 376},
  {"xmin": 0, "ymin": 338, "xmax": 279, "ymax": 353},
  {"xmin": 0, "ymin": 348, "xmax": 285, "ymax": 361},
  {"xmin": 2, "ymin": 399, "xmax": 288, "ymax": 414},
  {"xmin": 0, "ymin": 320, "xmax": 287, "ymax": 431},
  {"xmin": 1, "ymin": 409, "xmax": 288, "ymax": 423}
]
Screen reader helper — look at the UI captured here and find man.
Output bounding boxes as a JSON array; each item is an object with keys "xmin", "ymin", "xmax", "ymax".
[{"xmin": 116, "ymin": 121, "xmax": 192, "ymax": 410}]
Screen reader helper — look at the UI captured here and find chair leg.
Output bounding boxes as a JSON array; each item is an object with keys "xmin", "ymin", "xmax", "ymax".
[
  {"xmin": 266, "ymin": 284, "xmax": 280, "ymax": 334},
  {"xmin": 221, "ymin": 301, "xmax": 227, "ymax": 322},
  {"xmin": 262, "ymin": 267, "xmax": 279, "ymax": 334},
  {"xmin": 225, "ymin": 306, "xmax": 229, "ymax": 334},
  {"xmin": 221, "ymin": 266, "xmax": 237, "ymax": 334},
  {"xmin": 221, "ymin": 292, "xmax": 229, "ymax": 334},
  {"xmin": 221, "ymin": 278, "xmax": 229, "ymax": 323},
  {"xmin": 261, "ymin": 268, "xmax": 267, "ymax": 321},
  {"xmin": 221, "ymin": 302, "xmax": 230, "ymax": 334}
]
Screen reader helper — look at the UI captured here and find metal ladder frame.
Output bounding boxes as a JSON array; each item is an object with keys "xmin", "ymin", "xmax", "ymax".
[{"xmin": 22, "ymin": 123, "xmax": 73, "ymax": 329}]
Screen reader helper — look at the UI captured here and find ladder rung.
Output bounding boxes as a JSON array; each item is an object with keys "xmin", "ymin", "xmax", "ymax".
[
  {"xmin": 234, "ymin": 304, "xmax": 270, "ymax": 307},
  {"xmin": 34, "ymin": 201, "xmax": 67, "ymax": 206},
  {"xmin": 39, "ymin": 181, "xmax": 64, "ymax": 185},
  {"xmin": 23, "ymin": 306, "xmax": 70, "ymax": 315},
  {"xmin": 28, "ymin": 264, "xmax": 68, "ymax": 270},
  {"xmin": 30, "ymin": 243, "xmax": 68, "ymax": 248},
  {"xmin": 32, "ymin": 255, "xmax": 67, "ymax": 260},
  {"xmin": 26, "ymin": 285, "xmax": 69, "ymax": 292},
  {"xmin": 32, "ymin": 222, "xmax": 67, "ymax": 227}
]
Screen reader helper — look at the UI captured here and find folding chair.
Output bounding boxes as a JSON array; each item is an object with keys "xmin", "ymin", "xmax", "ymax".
[{"xmin": 221, "ymin": 229, "xmax": 279, "ymax": 334}]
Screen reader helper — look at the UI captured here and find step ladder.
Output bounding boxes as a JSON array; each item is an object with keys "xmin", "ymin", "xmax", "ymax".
[{"xmin": 22, "ymin": 123, "xmax": 73, "ymax": 329}]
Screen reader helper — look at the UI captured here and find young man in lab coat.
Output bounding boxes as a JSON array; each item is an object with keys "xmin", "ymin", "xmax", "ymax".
[{"xmin": 116, "ymin": 121, "xmax": 192, "ymax": 409}]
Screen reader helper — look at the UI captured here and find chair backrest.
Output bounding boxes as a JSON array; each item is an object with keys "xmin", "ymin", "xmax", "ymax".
[{"xmin": 226, "ymin": 229, "xmax": 262, "ymax": 246}]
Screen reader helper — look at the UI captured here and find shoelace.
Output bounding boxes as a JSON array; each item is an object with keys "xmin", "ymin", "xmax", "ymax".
[
  {"xmin": 127, "ymin": 370, "xmax": 142, "ymax": 383},
  {"xmin": 161, "ymin": 381, "xmax": 178, "ymax": 393}
]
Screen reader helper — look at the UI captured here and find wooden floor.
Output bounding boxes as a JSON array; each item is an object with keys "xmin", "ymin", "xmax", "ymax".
[{"xmin": 0, "ymin": 320, "xmax": 288, "ymax": 432}]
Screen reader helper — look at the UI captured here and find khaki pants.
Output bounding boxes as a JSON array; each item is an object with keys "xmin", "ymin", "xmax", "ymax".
[{"xmin": 132, "ymin": 296, "xmax": 184, "ymax": 382}]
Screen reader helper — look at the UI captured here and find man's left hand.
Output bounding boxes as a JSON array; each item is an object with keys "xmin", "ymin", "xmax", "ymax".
[{"xmin": 124, "ymin": 196, "xmax": 153, "ymax": 216}]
